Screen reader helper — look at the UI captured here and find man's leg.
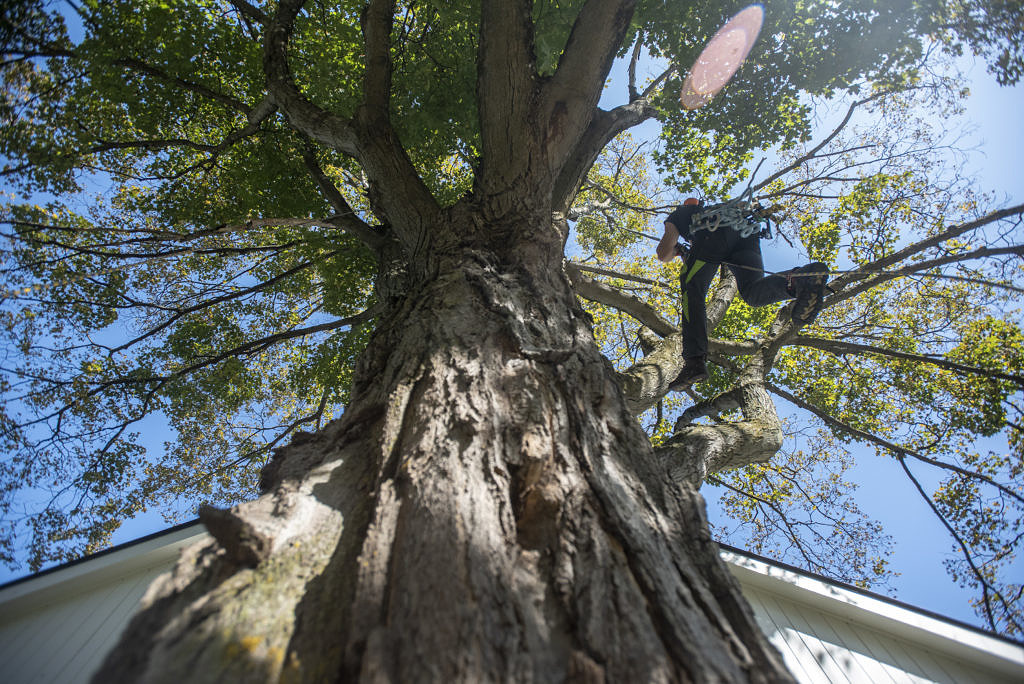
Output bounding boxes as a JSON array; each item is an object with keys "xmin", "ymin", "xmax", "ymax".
[
  {"xmin": 728, "ymin": 238, "xmax": 829, "ymax": 324},
  {"xmin": 728, "ymin": 238, "xmax": 792, "ymax": 306},
  {"xmin": 789, "ymin": 262, "xmax": 829, "ymax": 324},
  {"xmin": 670, "ymin": 254, "xmax": 717, "ymax": 390}
]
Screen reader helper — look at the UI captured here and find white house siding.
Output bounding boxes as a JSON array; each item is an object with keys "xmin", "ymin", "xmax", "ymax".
[
  {"xmin": 1, "ymin": 526, "xmax": 1022, "ymax": 684},
  {"xmin": 0, "ymin": 525, "xmax": 201, "ymax": 684},
  {"xmin": 724, "ymin": 551, "xmax": 1024, "ymax": 684},
  {"xmin": 1, "ymin": 563, "xmax": 167, "ymax": 684}
]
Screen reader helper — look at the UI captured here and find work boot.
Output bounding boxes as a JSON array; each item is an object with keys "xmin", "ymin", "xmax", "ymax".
[
  {"xmin": 668, "ymin": 357, "xmax": 708, "ymax": 391},
  {"xmin": 789, "ymin": 262, "xmax": 829, "ymax": 325}
]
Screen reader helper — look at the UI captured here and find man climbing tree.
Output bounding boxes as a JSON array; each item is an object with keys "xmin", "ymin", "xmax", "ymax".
[{"xmin": 656, "ymin": 197, "xmax": 827, "ymax": 389}]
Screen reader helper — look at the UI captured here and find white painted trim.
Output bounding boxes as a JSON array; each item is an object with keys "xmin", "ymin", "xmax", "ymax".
[
  {"xmin": 721, "ymin": 550, "xmax": 1024, "ymax": 680},
  {"xmin": 0, "ymin": 524, "xmax": 208, "ymax": 623}
]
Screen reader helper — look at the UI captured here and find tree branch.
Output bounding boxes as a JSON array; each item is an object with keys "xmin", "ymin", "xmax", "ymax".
[
  {"xmin": 566, "ymin": 263, "xmax": 676, "ymax": 337},
  {"xmin": 660, "ymin": 383, "xmax": 783, "ymax": 486},
  {"xmin": 828, "ymin": 204, "xmax": 1024, "ymax": 294},
  {"xmin": 230, "ymin": 0, "xmax": 269, "ymax": 25},
  {"xmin": 567, "ymin": 261, "xmax": 674, "ymax": 289},
  {"xmin": 552, "ymin": 100, "xmax": 658, "ymax": 214},
  {"xmin": 475, "ymin": 0, "xmax": 537, "ymax": 196},
  {"xmin": 299, "ymin": 147, "xmax": 384, "ymax": 249},
  {"xmin": 541, "ymin": 0, "xmax": 638, "ymax": 171},
  {"xmin": 895, "ymin": 455, "xmax": 1023, "ymax": 633},
  {"xmin": 751, "ymin": 93, "xmax": 886, "ymax": 195},
  {"xmin": 263, "ymin": 0, "xmax": 360, "ymax": 156},
  {"xmin": 793, "ymin": 336, "xmax": 1024, "ymax": 388}
]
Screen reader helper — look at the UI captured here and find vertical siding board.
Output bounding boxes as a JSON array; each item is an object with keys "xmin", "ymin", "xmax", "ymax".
[
  {"xmin": 763, "ymin": 591, "xmax": 856, "ymax": 684},
  {"xmin": 73, "ymin": 565, "xmax": 168, "ymax": 682},
  {"xmin": 741, "ymin": 586, "xmax": 820, "ymax": 684},
  {"xmin": 756, "ymin": 589, "xmax": 852, "ymax": 683},
  {"xmin": 785, "ymin": 594, "xmax": 894, "ymax": 684}
]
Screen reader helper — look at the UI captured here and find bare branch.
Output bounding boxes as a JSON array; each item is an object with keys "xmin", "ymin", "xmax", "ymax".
[
  {"xmin": 566, "ymin": 264, "xmax": 676, "ymax": 337},
  {"xmin": 828, "ymin": 204, "xmax": 1024, "ymax": 293},
  {"xmin": 751, "ymin": 93, "xmax": 886, "ymax": 195},
  {"xmin": 793, "ymin": 336, "xmax": 1024, "ymax": 388},
  {"xmin": 552, "ymin": 100, "xmax": 658, "ymax": 213},
  {"xmin": 567, "ymin": 261, "xmax": 674, "ymax": 290},
  {"xmin": 107, "ymin": 254, "xmax": 337, "ymax": 355},
  {"xmin": 11, "ymin": 43, "xmax": 254, "ymax": 114},
  {"xmin": 896, "ymin": 455, "xmax": 1023, "ymax": 633}
]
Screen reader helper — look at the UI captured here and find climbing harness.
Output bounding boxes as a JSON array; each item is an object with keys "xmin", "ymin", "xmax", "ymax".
[{"xmin": 688, "ymin": 188, "xmax": 774, "ymax": 240}]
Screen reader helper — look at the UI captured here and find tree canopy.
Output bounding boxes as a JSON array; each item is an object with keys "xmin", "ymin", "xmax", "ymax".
[{"xmin": 2, "ymin": 0, "xmax": 1023, "ymax": 638}]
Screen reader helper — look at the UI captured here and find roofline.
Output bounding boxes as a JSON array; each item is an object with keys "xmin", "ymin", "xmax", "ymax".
[
  {"xmin": 716, "ymin": 540, "xmax": 1024, "ymax": 649},
  {"xmin": 0, "ymin": 519, "xmax": 204, "ymax": 592},
  {"xmin": 1, "ymin": 520, "xmax": 1021, "ymax": 651}
]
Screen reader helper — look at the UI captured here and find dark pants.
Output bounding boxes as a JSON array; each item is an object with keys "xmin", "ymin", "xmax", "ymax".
[{"xmin": 679, "ymin": 229, "xmax": 791, "ymax": 359}]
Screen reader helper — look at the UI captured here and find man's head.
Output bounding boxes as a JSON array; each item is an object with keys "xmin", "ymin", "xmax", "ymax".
[{"xmin": 683, "ymin": 197, "xmax": 700, "ymax": 206}]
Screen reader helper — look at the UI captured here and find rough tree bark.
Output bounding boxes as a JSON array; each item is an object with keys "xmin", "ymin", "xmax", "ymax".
[{"xmin": 93, "ymin": 211, "xmax": 792, "ymax": 682}]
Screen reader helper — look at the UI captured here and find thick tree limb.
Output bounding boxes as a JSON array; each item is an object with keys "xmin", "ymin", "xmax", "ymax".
[
  {"xmin": 659, "ymin": 384, "xmax": 783, "ymax": 486},
  {"xmin": 616, "ymin": 333, "xmax": 686, "ymax": 415},
  {"xmin": 674, "ymin": 388, "xmax": 743, "ymax": 427},
  {"xmin": 265, "ymin": 0, "xmax": 438, "ymax": 245},
  {"xmin": 361, "ymin": 0, "xmax": 396, "ymax": 115},
  {"xmin": 476, "ymin": 0, "xmax": 536, "ymax": 191},
  {"xmin": 263, "ymin": 0, "xmax": 360, "ymax": 156},
  {"xmin": 540, "ymin": 0, "xmax": 639, "ymax": 172},
  {"xmin": 627, "ymin": 33, "xmax": 643, "ymax": 102},
  {"xmin": 552, "ymin": 101, "xmax": 658, "ymax": 214},
  {"xmin": 794, "ymin": 336, "xmax": 1024, "ymax": 387},
  {"xmin": 707, "ymin": 267, "xmax": 739, "ymax": 331}
]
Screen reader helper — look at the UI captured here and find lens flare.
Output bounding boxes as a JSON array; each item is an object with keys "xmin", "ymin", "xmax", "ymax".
[{"xmin": 680, "ymin": 5, "xmax": 764, "ymax": 110}]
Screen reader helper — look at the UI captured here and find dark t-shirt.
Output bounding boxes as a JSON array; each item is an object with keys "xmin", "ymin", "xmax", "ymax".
[{"xmin": 666, "ymin": 203, "xmax": 702, "ymax": 241}]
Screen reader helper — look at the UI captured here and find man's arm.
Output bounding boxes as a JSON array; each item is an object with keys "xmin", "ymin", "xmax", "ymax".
[{"xmin": 657, "ymin": 221, "xmax": 682, "ymax": 263}]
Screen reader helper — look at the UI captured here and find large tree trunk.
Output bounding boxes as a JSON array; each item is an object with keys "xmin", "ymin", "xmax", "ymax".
[{"xmin": 94, "ymin": 213, "xmax": 793, "ymax": 683}]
